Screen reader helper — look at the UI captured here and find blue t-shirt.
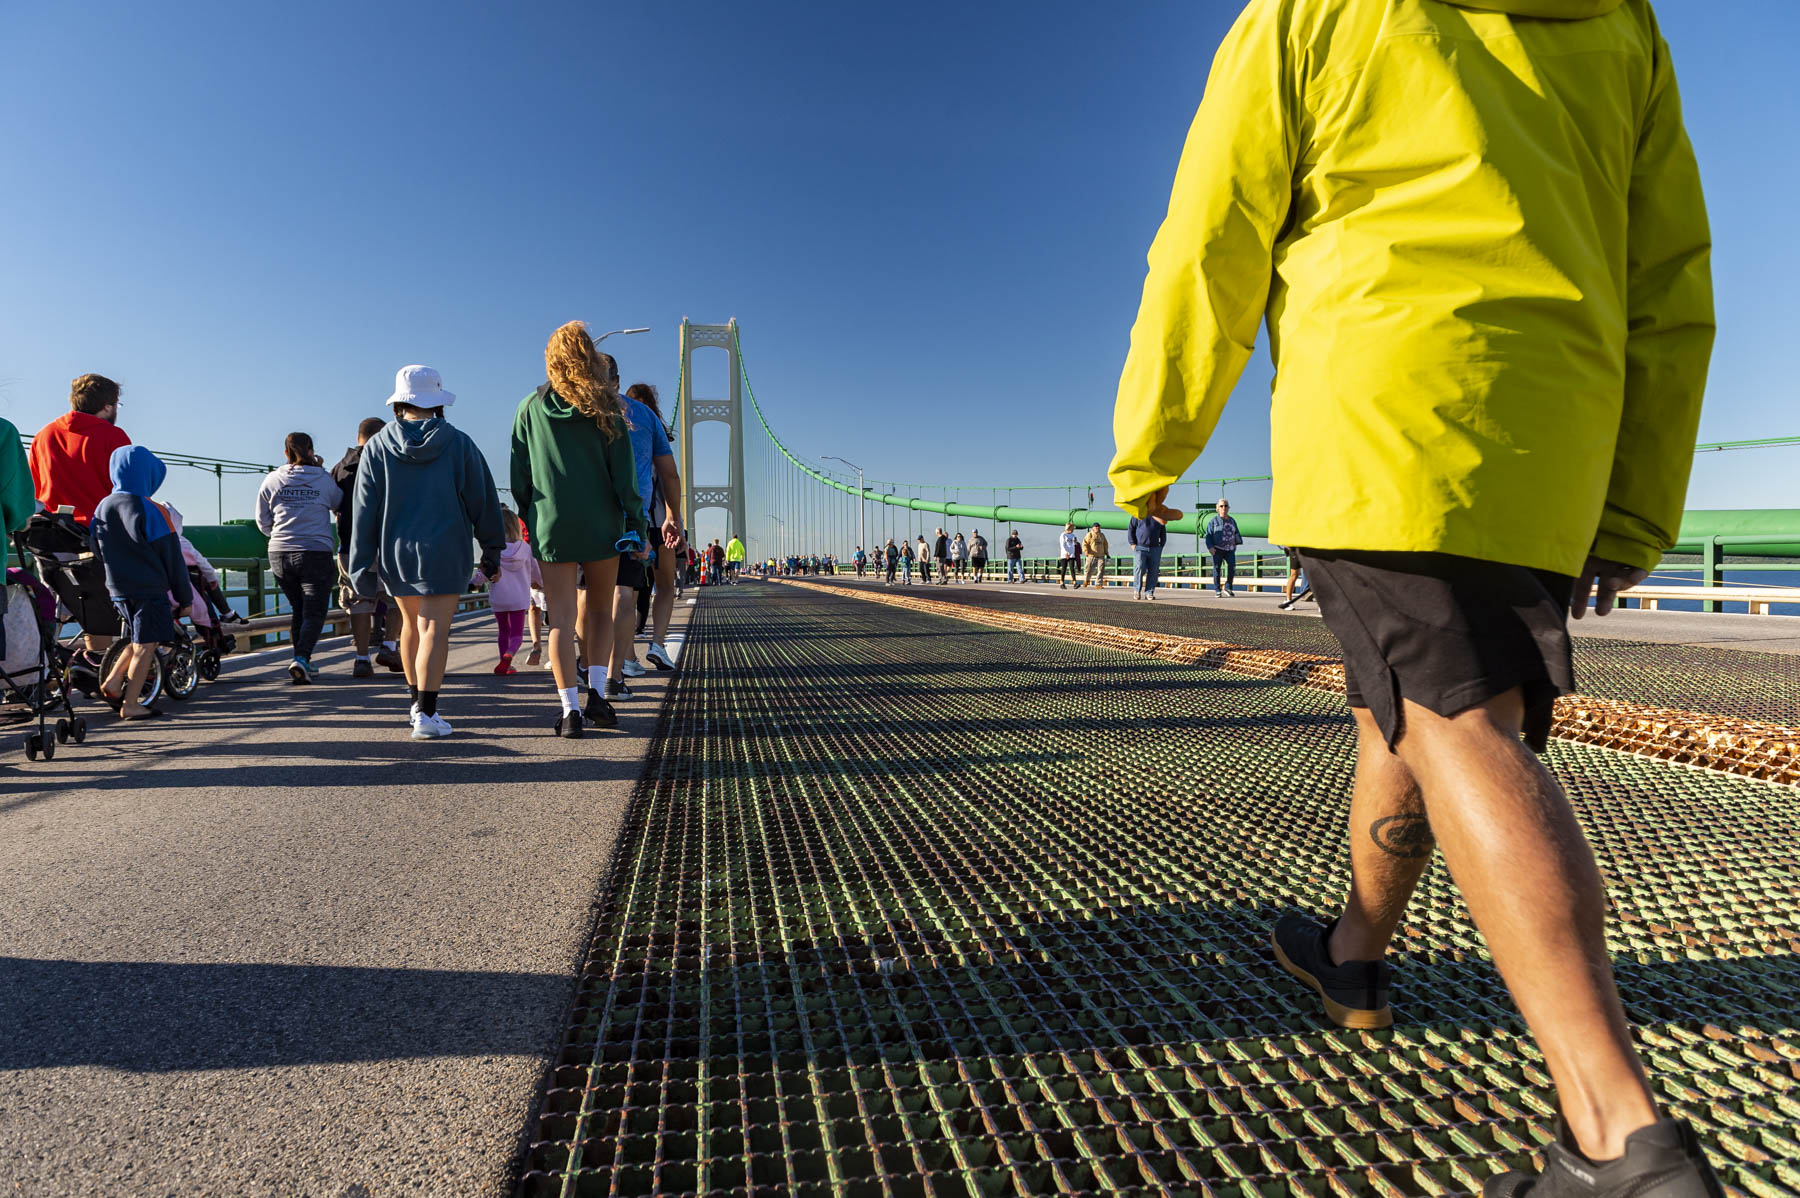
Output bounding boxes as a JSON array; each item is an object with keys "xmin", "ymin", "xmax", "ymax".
[{"xmin": 621, "ymin": 397, "xmax": 673, "ymax": 523}]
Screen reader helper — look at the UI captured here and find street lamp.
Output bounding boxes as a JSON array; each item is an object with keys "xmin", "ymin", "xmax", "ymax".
[
  {"xmin": 594, "ymin": 327, "xmax": 650, "ymax": 344},
  {"xmin": 823, "ymin": 455, "xmax": 865, "ymax": 560},
  {"xmin": 765, "ymin": 513, "xmax": 786, "ymax": 557}
]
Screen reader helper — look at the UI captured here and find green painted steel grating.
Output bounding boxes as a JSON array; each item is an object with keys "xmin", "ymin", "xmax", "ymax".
[
  {"xmin": 851, "ymin": 581, "xmax": 1800, "ymax": 727},
  {"xmin": 518, "ymin": 585, "xmax": 1800, "ymax": 1198}
]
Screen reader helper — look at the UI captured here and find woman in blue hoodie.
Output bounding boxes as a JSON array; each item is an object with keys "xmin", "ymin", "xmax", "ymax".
[
  {"xmin": 90, "ymin": 446, "xmax": 193, "ymax": 720},
  {"xmin": 349, "ymin": 366, "xmax": 503, "ymax": 741}
]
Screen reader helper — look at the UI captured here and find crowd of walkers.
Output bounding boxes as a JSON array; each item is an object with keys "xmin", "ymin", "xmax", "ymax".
[{"xmin": 12, "ymin": 321, "xmax": 695, "ymax": 741}]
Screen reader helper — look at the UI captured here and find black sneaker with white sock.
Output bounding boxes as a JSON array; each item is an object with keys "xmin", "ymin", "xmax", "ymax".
[
  {"xmin": 583, "ymin": 689, "xmax": 617, "ymax": 728},
  {"xmin": 1484, "ymin": 1117, "xmax": 1724, "ymax": 1198},
  {"xmin": 607, "ymin": 677, "xmax": 631, "ymax": 701}
]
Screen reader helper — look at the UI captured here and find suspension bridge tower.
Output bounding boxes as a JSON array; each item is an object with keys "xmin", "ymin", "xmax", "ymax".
[{"xmin": 677, "ymin": 318, "xmax": 749, "ymax": 543}]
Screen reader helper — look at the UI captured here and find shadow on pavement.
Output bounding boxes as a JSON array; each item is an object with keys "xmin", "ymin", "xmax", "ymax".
[{"xmin": 0, "ymin": 956, "xmax": 572, "ymax": 1072}]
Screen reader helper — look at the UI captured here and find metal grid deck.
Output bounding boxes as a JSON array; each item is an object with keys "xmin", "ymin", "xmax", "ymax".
[
  {"xmin": 518, "ymin": 584, "xmax": 1799, "ymax": 1198},
  {"xmin": 841, "ymin": 581, "xmax": 1800, "ymax": 727}
]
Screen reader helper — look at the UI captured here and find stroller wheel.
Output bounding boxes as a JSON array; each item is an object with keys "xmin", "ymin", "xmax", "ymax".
[
  {"xmin": 71, "ymin": 717, "xmax": 88, "ymax": 744},
  {"xmin": 198, "ymin": 651, "xmax": 221, "ymax": 682},
  {"xmin": 55, "ymin": 719, "xmax": 70, "ymax": 745},
  {"xmin": 41, "ymin": 736, "xmax": 54, "ymax": 761},
  {"xmin": 24, "ymin": 733, "xmax": 41, "ymax": 762}
]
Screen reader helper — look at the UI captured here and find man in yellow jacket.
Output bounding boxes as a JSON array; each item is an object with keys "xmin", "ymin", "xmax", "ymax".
[
  {"xmin": 724, "ymin": 534, "xmax": 745, "ymax": 584},
  {"xmin": 1111, "ymin": 2, "xmax": 1717, "ymax": 1194}
]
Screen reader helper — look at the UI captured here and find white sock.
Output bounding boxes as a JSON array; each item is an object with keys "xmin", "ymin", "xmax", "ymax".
[
  {"xmin": 559, "ymin": 686, "xmax": 581, "ymax": 714},
  {"xmin": 382, "ymin": 640, "xmax": 397, "ymax": 652},
  {"xmin": 355, "ymin": 655, "xmax": 370, "ymax": 664},
  {"xmin": 588, "ymin": 666, "xmax": 609, "ymax": 692}
]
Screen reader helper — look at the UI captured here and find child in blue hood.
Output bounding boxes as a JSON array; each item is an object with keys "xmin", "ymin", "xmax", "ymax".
[{"xmin": 90, "ymin": 445, "xmax": 193, "ymax": 719}]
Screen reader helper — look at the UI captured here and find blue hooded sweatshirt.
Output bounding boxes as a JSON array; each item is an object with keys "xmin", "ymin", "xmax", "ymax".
[
  {"xmin": 348, "ymin": 415, "xmax": 504, "ymax": 597},
  {"xmin": 90, "ymin": 446, "xmax": 194, "ymax": 606}
]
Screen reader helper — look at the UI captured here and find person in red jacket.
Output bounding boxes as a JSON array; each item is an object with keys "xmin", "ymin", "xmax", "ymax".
[
  {"xmin": 30, "ymin": 373, "xmax": 133, "ymax": 651},
  {"xmin": 31, "ymin": 373, "xmax": 132, "ymax": 525}
]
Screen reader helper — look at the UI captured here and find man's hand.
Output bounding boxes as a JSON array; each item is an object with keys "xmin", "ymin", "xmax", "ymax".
[
  {"xmin": 1148, "ymin": 486, "xmax": 1184, "ymax": 524},
  {"xmin": 1572, "ymin": 556, "xmax": 1649, "ymax": 619},
  {"xmin": 175, "ymin": 605, "xmax": 192, "ymax": 620},
  {"xmin": 661, "ymin": 516, "xmax": 685, "ymax": 552}
]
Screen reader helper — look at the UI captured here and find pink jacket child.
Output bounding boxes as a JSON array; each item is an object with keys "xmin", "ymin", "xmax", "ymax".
[{"xmin": 479, "ymin": 536, "xmax": 539, "ymax": 674}]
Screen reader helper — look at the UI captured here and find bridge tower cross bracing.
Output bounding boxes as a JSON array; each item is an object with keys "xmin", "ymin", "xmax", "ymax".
[{"xmin": 677, "ymin": 318, "xmax": 748, "ymax": 543}]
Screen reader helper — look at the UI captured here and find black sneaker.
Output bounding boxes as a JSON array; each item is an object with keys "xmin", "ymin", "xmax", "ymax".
[
  {"xmin": 1271, "ymin": 913, "xmax": 1392, "ymax": 1029},
  {"xmin": 583, "ymin": 689, "xmax": 617, "ymax": 728},
  {"xmin": 374, "ymin": 646, "xmax": 404, "ymax": 673},
  {"xmin": 552, "ymin": 711, "xmax": 583, "ymax": 738},
  {"xmin": 352, "ymin": 658, "xmax": 375, "ymax": 679},
  {"xmin": 1484, "ymin": 1118, "xmax": 1724, "ymax": 1198},
  {"xmin": 607, "ymin": 678, "xmax": 631, "ymax": 702}
]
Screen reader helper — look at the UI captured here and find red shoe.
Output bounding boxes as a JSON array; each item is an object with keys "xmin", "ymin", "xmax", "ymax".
[{"xmin": 494, "ymin": 655, "xmax": 515, "ymax": 676}]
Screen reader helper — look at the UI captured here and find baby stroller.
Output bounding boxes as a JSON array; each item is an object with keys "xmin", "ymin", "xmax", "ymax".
[
  {"xmin": 183, "ymin": 563, "xmax": 237, "ymax": 684},
  {"xmin": 15, "ymin": 510, "xmax": 202, "ymax": 722},
  {"xmin": 6, "ymin": 520, "xmax": 92, "ymax": 760}
]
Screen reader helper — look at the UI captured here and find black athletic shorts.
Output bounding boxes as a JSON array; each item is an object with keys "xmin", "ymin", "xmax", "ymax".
[
  {"xmin": 1299, "ymin": 549, "xmax": 1575, "ymax": 753},
  {"xmin": 617, "ymin": 555, "xmax": 650, "ymax": 591}
]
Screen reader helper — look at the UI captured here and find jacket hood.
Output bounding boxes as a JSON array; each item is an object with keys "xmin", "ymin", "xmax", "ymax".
[
  {"xmin": 535, "ymin": 383, "xmax": 624, "ymax": 427},
  {"xmin": 376, "ymin": 415, "xmax": 454, "ymax": 463},
  {"xmin": 1441, "ymin": 0, "xmax": 1621, "ymax": 17},
  {"xmin": 109, "ymin": 445, "xmax": 167, "ymax": 497},
  {"xmin": 332, "ymin": 446, "xmax": 363, "ymax": 476},
  {"xmin": 501, "ymin": 538, "xmax": 531, "ymax": 564}
]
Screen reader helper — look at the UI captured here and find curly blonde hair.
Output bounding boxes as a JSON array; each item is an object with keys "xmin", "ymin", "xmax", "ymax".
[{"xmin": 545, "ymin": 321, "xmax": 624, "ymax": 440}]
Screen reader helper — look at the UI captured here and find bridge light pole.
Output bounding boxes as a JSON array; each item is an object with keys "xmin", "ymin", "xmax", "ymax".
[
  {"xmin": 594, "ymin": 327, "xmax": 650, "ymax": 344},
  {"xmin": 766, "ymin": 513, "xmax": 786, "ymax": 558},
  {"xmin": 823, "ymin": 456, "xmax": 864, "ymax": 560}
]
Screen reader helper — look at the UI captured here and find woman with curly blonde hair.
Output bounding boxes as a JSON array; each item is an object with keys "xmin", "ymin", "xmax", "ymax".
[{"xmin": 511, "ymin": 322, "xmax": 648, "ymax": 737}]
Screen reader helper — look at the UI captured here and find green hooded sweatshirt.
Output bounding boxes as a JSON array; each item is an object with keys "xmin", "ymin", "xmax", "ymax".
[{"xmin": 510, "ymin": 384, "xmax": 647, "ymax": 563}]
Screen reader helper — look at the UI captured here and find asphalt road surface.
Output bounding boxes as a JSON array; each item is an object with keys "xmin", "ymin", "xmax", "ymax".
[{"xmin": 0, "ymin": 605, "xmax": 687, "ymax": 1197}]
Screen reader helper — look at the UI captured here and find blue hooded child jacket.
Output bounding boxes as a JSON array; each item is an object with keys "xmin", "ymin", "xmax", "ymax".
[{"xmin": 90, "ymin": 446, "xmax": 194, "ymax": 607}]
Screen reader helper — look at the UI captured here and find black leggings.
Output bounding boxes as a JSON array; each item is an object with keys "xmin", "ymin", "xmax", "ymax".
[
  {"xmin": 271, "ymin": 550, "xmax": 336, "ymax": 660},
  {"xmin": 1058, "ymin": 558, "xmax": 1078, "ymax": 583}
]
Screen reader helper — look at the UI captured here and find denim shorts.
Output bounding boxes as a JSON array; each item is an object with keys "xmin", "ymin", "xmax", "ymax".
[{"xmin": 114, "ymin": 596, "xmax": 178, "ymax": 645}]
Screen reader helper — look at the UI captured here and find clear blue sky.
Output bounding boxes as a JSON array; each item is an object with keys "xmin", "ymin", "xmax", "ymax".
[{"xmin": 2, "ymin": 0, "xmax": 1796, "ymax": 533}]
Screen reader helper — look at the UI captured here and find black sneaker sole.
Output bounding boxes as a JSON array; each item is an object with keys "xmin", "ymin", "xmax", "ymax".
[
  {"xmin": 288, "ymin": 664, "xmax": 312, "ymax": 685},
  {"xmin": 1271, "ymin": 932, "xmax": 1393, "ymax": 1029}
]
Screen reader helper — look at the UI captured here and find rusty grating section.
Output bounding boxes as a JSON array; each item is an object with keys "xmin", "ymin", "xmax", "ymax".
[
  {"xmin": 779, "ymin": 580, "xmax": 1800, "ymax": 787},
  {"xmin": 517, "ymin": 584, "xmax": 1798, "ymax": 1198},
  {"xmin": 837, "ymin": 581, "xmax": 1800, "ymax": 728}
]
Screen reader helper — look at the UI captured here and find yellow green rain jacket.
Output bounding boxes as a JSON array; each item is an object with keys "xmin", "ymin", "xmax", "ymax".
[{"xmin": 1109, "ymin": 0, "xmax": 1713, "ymax": 575}]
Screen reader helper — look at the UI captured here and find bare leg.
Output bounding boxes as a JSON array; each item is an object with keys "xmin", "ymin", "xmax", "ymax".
[
  {"xmin": 118, "ymin": 645, "xmax": 157, "ymax": 717},
  {"xmin": 609, "ymin": 582, "xmax": 637, "ymax": 675},
  {"xmin": 351, "ymin": 612, "xmax": 373, "ymax": 657},
  {"xmin": 1394, "ymin": 689, "xmax": 1657, "ymax": 1160},
  {"xmin": 396, "ymin": 596, "xmax": 421, "ymax": 690},
  {"xmin": 651, "ymin": 550, "xmax": 678, "ymax": 645},
  {"xmin": 409, "ymin": 595, "xmax": 456, "ymax": 691},
  {"xmin": 540, "ymin": 562, "xmax": 581, "ymax": 692},
  {"xmin": 1328, "ymin": 707, "xmax": 1433, "ymax": 964},
  {"xmin": 581, "ymin": 559, "xmax": 620, "ymax": 685},
  {"xmin": 527, "ymin": 604, "xmax": 544, "ymax": 649}
]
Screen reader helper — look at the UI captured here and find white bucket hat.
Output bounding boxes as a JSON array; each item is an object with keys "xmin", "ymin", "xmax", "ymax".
[{"xmin": 385, "ymin": 364, "xmax": 456, "ymax": 409}]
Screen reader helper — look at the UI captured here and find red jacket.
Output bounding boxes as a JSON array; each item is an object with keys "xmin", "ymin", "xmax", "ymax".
[{"xmin": 30, "ymin": 411, "xmax": 131, "ymax": 525}]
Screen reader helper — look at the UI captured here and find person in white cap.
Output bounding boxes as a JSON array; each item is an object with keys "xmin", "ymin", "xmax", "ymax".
[{"xmin": 348, "ymin": 365, "xmax": 505, "ymax": 740}]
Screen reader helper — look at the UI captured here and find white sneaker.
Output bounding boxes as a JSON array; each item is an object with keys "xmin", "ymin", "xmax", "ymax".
[
  {"xmin": 411, "ymin": 712, "xmax": 452, "ymax": 739},
  {"xmin": 621, "ymin": 658, "xmax": 646, "ymax": 678},
  {"xmin": 407, "ymin": 703, "xmax": 421, "ymax": 727},
  {"xmin": 645, "ymin": 642, "xmax": 676, "ymax": 671}
]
